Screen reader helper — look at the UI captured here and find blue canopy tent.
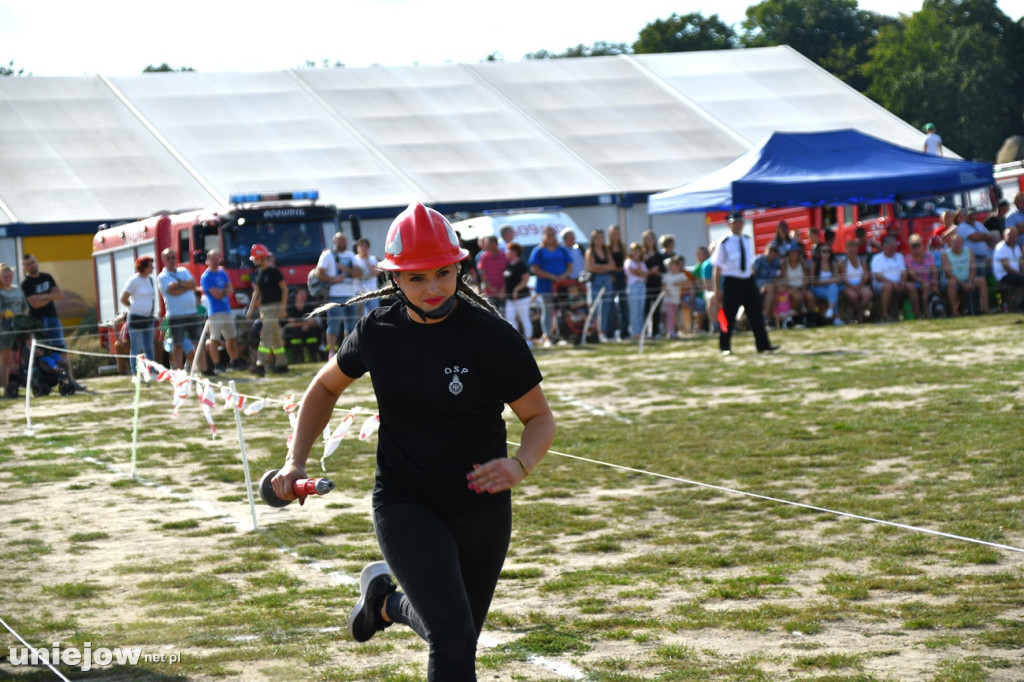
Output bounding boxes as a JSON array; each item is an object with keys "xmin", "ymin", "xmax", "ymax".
[{"xmin": 648, "ymin": 129, "xmax": 994, "ymax": 214}]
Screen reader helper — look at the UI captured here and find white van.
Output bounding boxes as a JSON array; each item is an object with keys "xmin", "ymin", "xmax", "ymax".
[{"xmin": 451, "ymin": 209, "xmax": 588, "ymax": 260}]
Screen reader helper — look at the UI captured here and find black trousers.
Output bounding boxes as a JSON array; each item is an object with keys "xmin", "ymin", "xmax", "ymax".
[
  {"xmin": 375, "ymin": 500, "xmax": 512, "ymax": 681},
  {"xmin": 719, "ymin": 276, "xmax": 772, "ymax": 352}
]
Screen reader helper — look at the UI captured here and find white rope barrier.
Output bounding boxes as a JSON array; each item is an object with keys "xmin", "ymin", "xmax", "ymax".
[
  {"xmin": 23, "ymin": 340, "xmax": 378, "ymax": 412},
  {"xmin": 22, "ymin": 343, "xmax": 1024, "ymax": 554},
  {"xmin": 580, "ymin": 286, "xmax": 605, "ymax": 347},
  {"xmin": 130, "ymin": 362, "xmax": 144, "ymax": 478},
  {"xmin": 638, "ymin": 290, "xmax": 665, "ymax": 355},
  {"xmin": 509, "ymin": 442, "xmax": 1024, "ymax": 556},
  {"xmin": 229, "ymin": 380, "xmax": 259, "ymax": 532},
  {"xmin": 0, "ymin": 616, "xmax": 72, "ymax": 682}
]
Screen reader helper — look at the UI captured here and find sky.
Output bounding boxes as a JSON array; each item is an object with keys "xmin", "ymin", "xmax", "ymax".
[{"xmin": 3, "ymin": 0, "xmax": 1024, "ymax": 77}]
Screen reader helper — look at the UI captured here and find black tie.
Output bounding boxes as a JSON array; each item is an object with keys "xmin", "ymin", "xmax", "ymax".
[{"xmin": 738, "ymin": 235, "xmax": 746, "ymax": 272}]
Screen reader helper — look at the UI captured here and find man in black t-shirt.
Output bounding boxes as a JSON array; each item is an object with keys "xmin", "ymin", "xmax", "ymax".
[
  {"xmin": 21, "ymin": 254, "xmax": 85, "ymax": 390},
  {"xmin": 245, "ymin": 245, "xmax": 288, "ymax": 375}
]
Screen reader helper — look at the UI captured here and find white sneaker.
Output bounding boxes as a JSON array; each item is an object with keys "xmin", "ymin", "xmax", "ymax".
[
  {"xmin": 825, "ymin": 308, "xmax": 834, "ymax": 320},
  {"xmin": 834, "ymin": 318, "xmax": 845, "ymax": 326}
]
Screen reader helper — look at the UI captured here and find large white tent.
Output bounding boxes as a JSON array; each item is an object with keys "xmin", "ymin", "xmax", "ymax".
[{"xmin": 0, "ymin": 46, "xmax": 927, "ymax": 230}]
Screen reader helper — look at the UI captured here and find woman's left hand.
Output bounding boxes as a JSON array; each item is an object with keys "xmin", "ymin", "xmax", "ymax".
[{"xmin": 467, "ymin": 457, "xmax": 525, "ymax": 494}]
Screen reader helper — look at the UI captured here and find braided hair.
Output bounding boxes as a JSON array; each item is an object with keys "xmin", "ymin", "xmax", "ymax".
[{"xmin": 311, "ymin": 262, "xmax": 502, "ymax": 319}]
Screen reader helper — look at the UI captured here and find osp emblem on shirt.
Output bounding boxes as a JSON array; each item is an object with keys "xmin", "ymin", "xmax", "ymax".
[{"xmin": 445, "ymin": 365, "xmax": 469, "ymax": 395}]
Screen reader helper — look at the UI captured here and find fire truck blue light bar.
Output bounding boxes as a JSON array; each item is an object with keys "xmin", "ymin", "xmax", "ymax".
[{"xmin": 229, "ymin": 190, "xmax": 319, "ymax": 203}]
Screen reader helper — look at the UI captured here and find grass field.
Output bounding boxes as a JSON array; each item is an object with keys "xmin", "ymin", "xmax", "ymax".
[{"xmin": 1, "ymin": 314, "xmax": 1023, "ymax": 681}]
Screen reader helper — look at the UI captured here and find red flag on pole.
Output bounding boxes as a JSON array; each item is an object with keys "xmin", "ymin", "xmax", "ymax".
[{"xmin": 717, "ymin": 307, "xmax": 729, "ymax": 334}]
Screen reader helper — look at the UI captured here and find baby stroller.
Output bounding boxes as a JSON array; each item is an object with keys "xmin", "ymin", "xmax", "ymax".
[
  {"xmin": 31, "ymin": 350, "xmax": 75, "ymax": 396},
  {"xmin": 5, "ymin": 315, "xmax": 73, "ymax": 397},
  {"xmin": 552, "ymin": 278, "xmax": 599, "ymax": 345},
  {"xmin": 4, "ymin": 315, "xmax": 37, "ymax": 398}
]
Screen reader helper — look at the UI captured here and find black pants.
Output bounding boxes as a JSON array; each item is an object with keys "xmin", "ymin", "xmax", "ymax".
[
  {"xmin": 375, "ymin": 500, "xmax": 512, "ymax": 681},
  {"xmin": 1001, "ymin": 272, "xmax": 1024, "ymax": 310},
  {"xmin": 720, "ymin": 276, "xmax": 772, "ymax": 352}
]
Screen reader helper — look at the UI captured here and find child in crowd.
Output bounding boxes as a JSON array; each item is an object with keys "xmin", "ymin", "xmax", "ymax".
[
  {"xmin": 624, "ymin": 242, "xmax": 648, "ymax": 340},
  {"xmin": 661, "ymin": 255, "xmax": 692, "ymax": 338},
  {"xmin": 562, "ymin": 280, "xmax": 589, "ymax": 331}
]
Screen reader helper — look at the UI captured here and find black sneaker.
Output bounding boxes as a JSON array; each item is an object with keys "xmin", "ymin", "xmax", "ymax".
[
  {"xmin": 250, "ymin": 365, "xmax": 265, "ymax": 378},
  {"xmin": 71, "ymin": 381, "xmax": 87, "ymax": 392},
  {"xmin": 214, "ymin": 364, "xmax": 228, "ymax": 374},
  {"xmin": 269, "ymin": 365, "xmax": 289, "ymax": 374},
  {"xmin": 200, "ymin": 368, "xmax": 217, "ymax": 378},
  {"xmin": 347, "ymin": 562, "xmax": 396, "ymax": 642},
  {"xmin": 230, "ymin": 359, "xmax": 248, "ymax": 370}
]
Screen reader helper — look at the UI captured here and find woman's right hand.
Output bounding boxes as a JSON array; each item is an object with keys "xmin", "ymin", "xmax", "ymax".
[{"xmin": 271, "ymin": 460, "xmax": 307, "ymax": 503}]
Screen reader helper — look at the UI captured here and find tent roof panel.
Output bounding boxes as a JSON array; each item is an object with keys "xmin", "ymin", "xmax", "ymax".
[
  {"xmin": 0, "ymin": 77, "xmax": 216, "ymax": 222},
  {"xmin": 0, "ymin": 49, "xmax": 940, "ymax": 225}
]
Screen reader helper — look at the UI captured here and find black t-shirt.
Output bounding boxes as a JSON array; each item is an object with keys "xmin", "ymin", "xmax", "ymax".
[
  {"xmin": 610, "ymin": 247, "xmax": 626, "ymax": 287},
  {"xmin": 503, "ymin": 259, "xmax": 529, "ymax": 299},
  {"xmin": 21, "ymin": 273, "xmax": 59, "ymax": 319},
  {"xmin": 254, "ymin": 267, "xmax": 285, "ymax": 304},
  {"xmin": 645, "ymin": 251, "xmax": 664, "ymax": 289},
  {"xmin": 337, "ymin": 299, "xmax": 542, "ymax": 512}
]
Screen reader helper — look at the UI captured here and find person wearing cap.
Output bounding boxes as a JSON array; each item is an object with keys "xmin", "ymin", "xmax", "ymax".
[
  {"xmin": 245, "ymin": 244, "xmax": 288, "ymax": 375},
  {"xmin": 986, "ymin": 199, "xmax": 1010, "ymax": 233},
  {"xmin": 922, "ymin": 123, "xmax": 942, "ymax": 156},
  {"xmin": 711, "ymin": 211, "xmax": 779, "ymax": 356},
  {"xmin": 271, "ymin": 203, "xmax": 555, "ymax": 679}
]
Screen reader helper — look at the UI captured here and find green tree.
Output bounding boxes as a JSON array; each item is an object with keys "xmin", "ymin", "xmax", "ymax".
[
  {"xmin": 142, "ymin": 63, "xmax": 196, "ymax": 73},
  {"xmin": 741, "ymin": 0, "xmax": 894, "ymax": 91},
  {"xmin": 633, "ymin": 12, "xmax": 738, "ymax": 53},
  {"xmin": 524, "ymin": 41, "xmax": 631, "ymax": 59},
  {"xmin": 1, "ymin": 59, "xmax": 26, "ymax": 77},
  {"xmin": 864, "ymin": 0, "xmax": 1023, "ymax": 159}
]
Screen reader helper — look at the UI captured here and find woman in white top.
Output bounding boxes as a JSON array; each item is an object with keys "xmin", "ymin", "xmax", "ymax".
[
  {"xmin": 353, "ymin": 238, "xmax": 380, "ymax": 316},
  {"xmin": 779, "ymin": 247, "xmax": 811, "ymax": 317},
  {"xmin": 839, "ymin": 241, "xmax": 872, "ymax": 323},
  {"xmin": 119, "ymin": 255, "xmax": 157, "ymax": 376}
]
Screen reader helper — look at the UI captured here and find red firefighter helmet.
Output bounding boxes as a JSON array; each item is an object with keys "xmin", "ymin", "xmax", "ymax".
[
  {"xmin": 377, "ymin": 203, "xmax": 469, "ymax": 272},
  {"xmin": 250, "ymin": 243, "xmax": 271, "ymax": 261}
]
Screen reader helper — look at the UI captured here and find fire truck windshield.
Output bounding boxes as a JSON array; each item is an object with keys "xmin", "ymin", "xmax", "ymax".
[{"xmin": 223, "ymin": 220, "xmax": 329, "ymax": 268}]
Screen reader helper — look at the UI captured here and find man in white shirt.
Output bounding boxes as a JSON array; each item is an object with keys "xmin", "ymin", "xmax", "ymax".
[
  {"xmin": 711, "ymin": 211, "xmax": 778, "ymax": 356},
  {"xmin": 956, "ymin": 207, "xmax": 997, "ymax": 276},
  {"xmin": 870, "ymin": 236, "xmax": 909, "ymax": 322},
  {"xmin": 316, "ymin": 232, "xmax": 362, "ymax": 356},
  {"xmin": 158, "ymin": 248, "xmax": 205, "ymax": 371},
  {"xmin": 992, "ymin": 227, "xmax": 1024, "ymax": 311}
]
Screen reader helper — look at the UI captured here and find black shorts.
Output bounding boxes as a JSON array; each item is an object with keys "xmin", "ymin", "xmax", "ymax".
[{"xmin": 166, "ymin": 314, "xmax": 202, "ymax": 347}]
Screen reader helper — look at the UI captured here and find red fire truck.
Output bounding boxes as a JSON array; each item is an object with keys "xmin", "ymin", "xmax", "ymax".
[
  {"xmin": 706, "ymin": 187, "xmax": 998, "ymax": 256},
  {"xmin": 995, "ymin": 161, "xmax": 1024, "ymax": 202},
  {"xmin": 92, "ymin": 190, "xmax": 338, "ymax": 347}
]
